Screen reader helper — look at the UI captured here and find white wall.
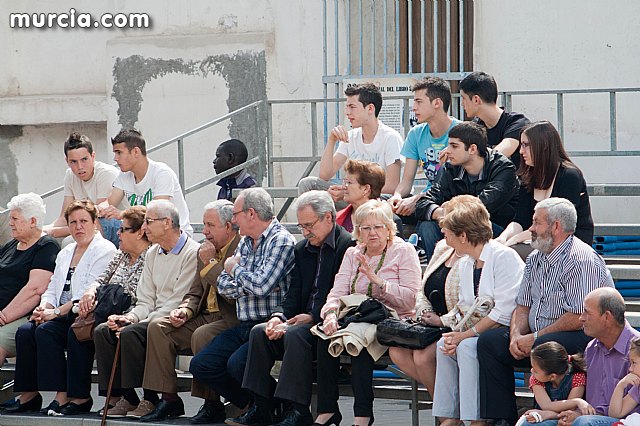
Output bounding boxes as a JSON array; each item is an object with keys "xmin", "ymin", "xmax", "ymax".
[
  {"xmin": 2, "ymin": 0, "xmax": 638, "ymax": 225},
  {"xmin": 474, "ymin": 0, "xmax": 640, "ymax": 222},
  {"xmin": 0, "ymin": 0, "xmax": 327, "ymax": 224}
]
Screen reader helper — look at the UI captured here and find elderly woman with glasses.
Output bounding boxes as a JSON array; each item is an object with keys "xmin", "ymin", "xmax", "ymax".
[
  {"xmin": 61, "ymin": 206, "xmax": 151, "ymax": 415},
  {"xmin": 8, "ymin": 200, "xmax": 116, "ymax": 415},
  {"xmin": 431, "ymin": 195, "xmax": 524, "ymax": 426},
  {"xmin": 314, "ymin": 200, "xmax": 421, "ymax": 426}
]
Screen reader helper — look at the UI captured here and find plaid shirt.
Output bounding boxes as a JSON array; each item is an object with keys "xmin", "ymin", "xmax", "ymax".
[{"xmin": 218, "ymin": 218, "xmax": 296, "ymax": 321}]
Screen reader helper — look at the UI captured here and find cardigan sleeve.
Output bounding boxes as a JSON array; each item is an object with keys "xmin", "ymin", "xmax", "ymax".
[{"xmin": 486, "ymin": 245, "xmax": 524, "ymax": 326}]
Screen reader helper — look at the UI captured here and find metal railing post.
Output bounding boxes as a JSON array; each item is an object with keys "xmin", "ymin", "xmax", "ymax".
[
  {"xmin": 177, "ymin": 138, "xmax": 185, "ymax": 195},
  {"xmin": 267, "ymin": 102, "xmax": 274, "ymax": 187},
  {"xmin": 556, "ymin": 93, "xmax": 564, "ymax": 140},
  {"xmin": 254, "ymin": 102, "xmax": 264, "ymax": 183},
  {"xmin": 610, "ymin": 91, "xmax": 617, "ymax": 152}
]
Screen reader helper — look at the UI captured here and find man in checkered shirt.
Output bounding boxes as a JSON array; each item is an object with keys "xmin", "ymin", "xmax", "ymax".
[{"xmin": 189, "ymin": 188, "xmax": 296, "ymax": 420}]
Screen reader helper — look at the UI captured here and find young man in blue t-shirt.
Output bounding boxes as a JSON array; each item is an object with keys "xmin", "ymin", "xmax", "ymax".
[{"xmin": 388, "ymin": 77, "xmax": 459, "ymax": 258}]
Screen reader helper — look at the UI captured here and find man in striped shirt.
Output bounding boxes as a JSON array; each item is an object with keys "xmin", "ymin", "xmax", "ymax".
[
  {"xmin": 476, "ymin": 198, "xmax": 614, "ymax": 425},
  {"xmin": 188, "ymin": 188, "xmax": 296, "ymax": 422}
]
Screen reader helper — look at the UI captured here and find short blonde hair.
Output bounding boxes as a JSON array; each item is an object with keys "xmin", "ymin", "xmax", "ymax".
[
  {"xmin": 439, "ymin": 195, "xmax": 492, "ymax": 246},
  {"xmin": 352, "ymin": 199, "xmax": 397, "ymax": 242}
]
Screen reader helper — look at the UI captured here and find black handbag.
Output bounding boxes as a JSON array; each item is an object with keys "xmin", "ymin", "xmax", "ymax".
[
  {"xmin": 376, "ymin": 318, "xmax": 450, "ymax": 349},
  {"xmin": 338, "ymin": 297, "xmax": 391, "ymax": 328}
]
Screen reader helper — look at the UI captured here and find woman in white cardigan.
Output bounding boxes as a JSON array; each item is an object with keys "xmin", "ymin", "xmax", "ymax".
[
  {"xmin": 432, "ymin": 195, "xmax": 524, "ymax": 426},
  {"xmin": 9, "ymin": 200, "xmax": 116, "ymax": 415}
]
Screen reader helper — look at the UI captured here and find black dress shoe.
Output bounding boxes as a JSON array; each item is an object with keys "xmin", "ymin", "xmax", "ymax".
[
  {"xmin": 139, "ymin": 398, "xmax": 185, "ymax": 423},
  {"xmin": 4, "ymin": 393, "xmax": 43, "ymax": 413},
  {"xmin": 189, "ymin": 401, "xmax": 226, "ymax": 424},
  {"xmin": 312, "ymin": 411, "xmax": 342, "ymax": 426},
  {"xmin": 40, "ymin": 399, "xmax": 67, "ymax": 415},
  {"xmin": 225, "ymin": 403, "xmax": 272, "ymax": 426},
  {"xmin": 0, "ymin": 397, "xmax": 16, "ymax": 409},
  {"xmin": 273, "ymin": 408, "xmax": 314, "ymax": 426},
  {"xmin": 60, "ymin": 398, "xmax": 93, "ymax": 415}
]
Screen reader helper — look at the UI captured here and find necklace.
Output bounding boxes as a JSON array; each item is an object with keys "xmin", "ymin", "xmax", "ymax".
[
  {"xmin": 351, "ymin": 245, "xmax": 388, "ymax": 296},
  {"xmin": 454, "ymin": 251, "xmax": 464, "ymax": 258}
]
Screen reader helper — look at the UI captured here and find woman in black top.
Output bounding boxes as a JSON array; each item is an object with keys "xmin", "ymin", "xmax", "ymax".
[
  {"xmin": 0, "ymin": 193, "xmax": 59, "ymax": 367},
  {"xmin": 497, "ymin": 121, "xmax": 594, "ymax": 248}
]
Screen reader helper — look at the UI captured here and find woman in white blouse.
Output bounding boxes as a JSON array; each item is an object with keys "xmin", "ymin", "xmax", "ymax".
[
  {"xmin": 432, "ymin": 195, "xmax": 524, "ymax": 426},
  {"xmin": 8, "ymin": 200, "xmax": 116, "ymax": 415}
]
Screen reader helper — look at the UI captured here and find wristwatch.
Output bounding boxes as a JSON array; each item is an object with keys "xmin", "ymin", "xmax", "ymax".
[{"xmin": 53, "ymin": 308, "xmax": 61, "ymax": 317}]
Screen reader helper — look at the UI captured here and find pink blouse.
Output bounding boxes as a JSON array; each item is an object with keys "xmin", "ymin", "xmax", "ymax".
[{"xmin": 321, "ymin": 236, "xmax": 422, "ymax": 318}]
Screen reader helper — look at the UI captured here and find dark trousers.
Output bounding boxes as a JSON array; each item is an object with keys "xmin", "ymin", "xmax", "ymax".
[
  {"xmin": 477, "ymin": 327, "xmax": 592, "ymax": 421},
  {"xmin": 94, "ymin": 322, "xmax": 149, "ymax": 395},
  {"xmin": 242, "ymin": 322, "xmax": 316, "ymax": 406},
  {"xmin": 66, "ymin": 326, "xmax": 95, "ymax": 398},
  {"xmin": 14, "ymin": 317, "xmax": 73, "ymax": 392},
  {"xmin": 189, "ymin": 320, "xmax": 256, "ymax": 408},
  {"xmin": 316, "ymin": 338, "xmax": 375, "ymax": 417}
]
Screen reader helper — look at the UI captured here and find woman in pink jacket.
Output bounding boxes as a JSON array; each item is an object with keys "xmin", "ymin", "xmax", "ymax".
[{"xmin": 314, "ymin": 200, "xmax": 421, "ymax": 426}]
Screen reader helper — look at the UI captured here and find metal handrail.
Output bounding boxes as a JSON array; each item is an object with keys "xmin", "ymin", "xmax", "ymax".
[
  {"xmin": 0, "ymin": 101, "xmax": 265, "ymax": 217},
  {"xmin": 500, "ymin": 87, "xmax": 640, "ymax": 157},
  {"xmin": 4, "ymin": 87, "xmax": 640, "ymax": 222}
]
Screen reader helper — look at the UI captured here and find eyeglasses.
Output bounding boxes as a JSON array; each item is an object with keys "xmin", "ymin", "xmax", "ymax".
[
  {"xmin": 144, "ymin": 217, "xmax": 167, "ymax": 225},
  {"xmin": 342, "ymin": 179, "xmax": 358, "ymax": 187},
  {"xmin": 231, "ymin": 209, "xmax": 246, "ymax": 216},
  {"xmin": 297, "ymin": 217, "xmax": 320, "ymax": 231},
  {"xmin": 358, "ymin": 224, "xmax": 387, "ymax": 233},
  {"xmin": 118, "ymin": 226, "xmax": 136, "ymax": 233},
  {"xmin": 520, "ymin": 141, "xmax": 531, "ymax": 149}
]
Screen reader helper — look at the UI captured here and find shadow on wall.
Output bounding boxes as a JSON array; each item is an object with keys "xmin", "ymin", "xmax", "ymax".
[
  {"xmin": 0, "ymin": 126, "xmax": 20, "ymax": 243},
  {"xmin": 111, "ymin": 51, "xmax": 267, "ymax": 182}
]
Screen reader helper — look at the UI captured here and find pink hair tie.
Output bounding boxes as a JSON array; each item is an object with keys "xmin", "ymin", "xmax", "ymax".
[{"xmin": 568, "ymin": 354, "xmax": 572, "ymax": 362}]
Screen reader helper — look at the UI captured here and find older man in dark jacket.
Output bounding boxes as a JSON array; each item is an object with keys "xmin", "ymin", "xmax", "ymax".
[
  {"xmin": 414, "ymin": 121, "xmax": 518, "ymax": 259},
  {"xmin": 227, "ymin": 191, "xmax": 355, "ymax": 426}
]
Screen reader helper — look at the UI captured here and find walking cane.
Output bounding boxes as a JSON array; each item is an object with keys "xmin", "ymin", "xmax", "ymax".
[{"xmin": 101, "ymin": 335, "xmax": 121, "ymax": 426}]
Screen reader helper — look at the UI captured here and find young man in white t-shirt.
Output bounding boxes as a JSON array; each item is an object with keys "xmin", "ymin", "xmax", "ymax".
[
  {"xmin": 43, "ymin": 133, "xmax": 122, "ymax": 246},
  {"xmin": 298, "ymin": 83, "xmax": 403, "ymax": 207},
  {"xmin": 99, "ymin": 129, "xmax": 193, "ymax": 235}
]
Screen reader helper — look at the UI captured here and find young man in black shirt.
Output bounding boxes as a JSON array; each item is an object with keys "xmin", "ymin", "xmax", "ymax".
[{"xmin": 460, "ymin": 71, "xmax": 530, "ymax": 169}]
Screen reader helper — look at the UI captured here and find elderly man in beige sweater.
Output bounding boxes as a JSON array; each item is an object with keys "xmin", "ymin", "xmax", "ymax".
[{"xmin": 94, "ymin": 199, "xmax": 199, "ymax": 419}]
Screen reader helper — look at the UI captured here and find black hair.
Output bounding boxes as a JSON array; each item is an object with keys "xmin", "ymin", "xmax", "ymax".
[
  {"xmin": 64, "ymin": 132, "xmax": 93, "ymax": 156},
  {"xmin": 460, "ymin": 71, "xmax": 499, "ymax": 104},
  {"xmin": 448, "ymin": 122, "xmax": 488, "ymax": 154},
  {"xmin": 344, "ymin": 83, "xmax": 383, "ymax": 117},
  {"xmin": 531, "ymin": 341, "xmax": 586, "ymax": 376},
  {"xmin": 219, "ymin": 139, "xmax": 249, "ymax": 164},
  {"xmin": 412, "ymin": 77, "xmax": 452, "ymax": 111},
  {"xmin": 111, "ymin": 129, "xmax": 147, "ymax": 155}
]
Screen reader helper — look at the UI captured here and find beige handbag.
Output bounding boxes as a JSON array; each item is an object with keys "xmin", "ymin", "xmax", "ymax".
[{"xmin": 440, "ymin": 295, "xmax": 494, "ymax": 332}]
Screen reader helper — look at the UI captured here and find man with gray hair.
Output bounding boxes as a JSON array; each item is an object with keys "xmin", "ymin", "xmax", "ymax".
[
  {"xmin": 189, "ymin": 187, "xmax": 296, "ymax": 423},
  {"xmin": 556, "ymin": 287, "xmax": 640, "ymax": 425},
  {"xmin": 477, "ymin": 197, "xmax": 614, "ymax": 425},
  {"xmin": 135, "ymin": 200, "xmax": 241, "ymax": 423},
  {"xmin": 231, "ymin": 190, "xmax": 355, "ymax": 426},
  {"xmin": 94, "ymin": 199, "xmax": 199, "ymax": 420}
]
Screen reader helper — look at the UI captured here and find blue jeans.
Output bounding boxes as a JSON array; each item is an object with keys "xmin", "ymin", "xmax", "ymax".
[
  {"xmin": 99, "ymin": 217, "xmax": 122, "ymax": 248},
  {"xmin": 416, "ymin": 220, "xmax": 442, "ymax": 261},
  {"xmin": 189, "ymin": 320, "xmax": 256, "ymax": 408},
  {"xmin": 521, "ymin": 420, "xmax": 558, "ymax": 426},
  {"xmin": 572, "ymin": 415, "xmax": 618, "ymax": 426}
]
